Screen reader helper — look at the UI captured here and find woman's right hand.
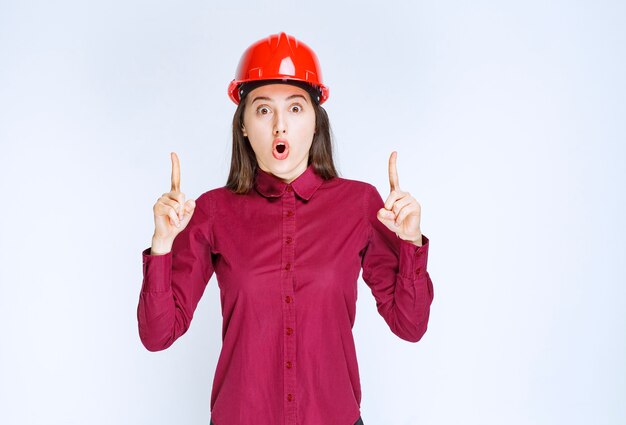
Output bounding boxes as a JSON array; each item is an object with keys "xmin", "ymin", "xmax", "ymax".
[{"xmin": 151, "ymin": 152, "xmax": 197, "ymax": 253}]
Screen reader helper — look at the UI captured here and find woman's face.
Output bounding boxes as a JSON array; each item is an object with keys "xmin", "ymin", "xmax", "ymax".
[{"xmin": 242, "ymin": 83, "xmax": 316, "ymax": 183}]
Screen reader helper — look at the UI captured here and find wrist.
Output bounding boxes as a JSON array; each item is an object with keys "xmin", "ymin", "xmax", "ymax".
[
  {"xmin": 151, "ymin": 236, "xmax": 174, "ymax": 255},
  {"xmin": 409, "ymin": 232, "xmax": 423, "ymax": 247}
]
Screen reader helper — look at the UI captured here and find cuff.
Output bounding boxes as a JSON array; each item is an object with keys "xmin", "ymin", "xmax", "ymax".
[
  {"xmin": 141, "ymin": 246, "xmax": 173, "ymax": 293},
  {"xmin": 398, "ymin": 234, "xmax": 430, "ymax": 280}
]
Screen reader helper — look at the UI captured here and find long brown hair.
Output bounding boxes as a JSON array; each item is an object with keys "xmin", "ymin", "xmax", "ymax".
[{"xmin": 225, "ymin": 88, "xmax": 339, "ymax": 194}]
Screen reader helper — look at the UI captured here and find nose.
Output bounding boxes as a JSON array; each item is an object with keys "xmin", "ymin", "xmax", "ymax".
[{"xmin": 273, "ymin": 111, "xmax": 286, "ymax": 135}]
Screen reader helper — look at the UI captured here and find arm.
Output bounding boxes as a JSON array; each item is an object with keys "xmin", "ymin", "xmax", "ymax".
[
  {"xmin": 360, "ymin": 184, "xmax": 434, "ymax": 343},
  {"xmin": 137, "ymin": 192, "xmax": 215, "ymax": 351}
]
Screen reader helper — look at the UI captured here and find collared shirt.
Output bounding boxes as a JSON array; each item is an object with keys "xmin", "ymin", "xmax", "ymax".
[{"xmin": 137, "ymin": 163, "xmax": 434, "ymax": 425}]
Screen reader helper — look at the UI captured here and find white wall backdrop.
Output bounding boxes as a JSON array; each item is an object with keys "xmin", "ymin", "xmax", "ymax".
[{"xmin": 1, "ymin": 1, "xmax": 624, "ymax": 424}]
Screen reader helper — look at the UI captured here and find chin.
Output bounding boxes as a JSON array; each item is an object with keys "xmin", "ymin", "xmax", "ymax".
[{"xmin": 268, "ymin": 157, "xmax": 300, "ymax": 174}]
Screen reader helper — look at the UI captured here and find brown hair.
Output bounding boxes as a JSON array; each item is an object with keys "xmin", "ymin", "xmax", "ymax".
[{"xmin": 225, "ymin": 88, "xmax": 339, "ymax": 194}]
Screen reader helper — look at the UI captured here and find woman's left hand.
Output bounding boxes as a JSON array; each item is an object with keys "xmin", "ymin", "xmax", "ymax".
[{"xmin": 376, "ymin": 151, "xmax": 423, "ymax": 246}]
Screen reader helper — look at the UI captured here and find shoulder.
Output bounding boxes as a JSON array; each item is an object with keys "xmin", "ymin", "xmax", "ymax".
[
  {"xmin": 195, "ymin": 185, "xmax": 263, "ymax": 208},
  {"xmin": 323, "ymin": 176, "xmax": 382, "ymax": 215},
  {"xmin": 323, "ymin": 175, "xmax": 377, "ymax": 194},
  {"xmin": 193, "ymin": 186, "xmax": 233, "ymax": 213},
  {"xmin": 199, "ymin": 185, "xmax": 247, "ymax": 198},
  {"xmin": 333, "ymin": 176, "xmax": 381, "ymax": 201}
]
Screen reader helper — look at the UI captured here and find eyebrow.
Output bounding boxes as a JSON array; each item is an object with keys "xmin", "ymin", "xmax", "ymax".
[{"xmin": 251, "ymin": 94, "xmax": 308, "ymax": 105}]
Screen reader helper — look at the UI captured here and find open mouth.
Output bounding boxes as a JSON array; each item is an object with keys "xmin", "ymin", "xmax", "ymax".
[{"xmin": 272, "ymin": 139, "xmax": 290, "ymax": 160}]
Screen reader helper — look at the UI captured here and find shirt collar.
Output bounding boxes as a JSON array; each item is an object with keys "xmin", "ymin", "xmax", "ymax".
[{"xmin": 254, "ymin": 163, "xmax": 325, "ymax": 200}]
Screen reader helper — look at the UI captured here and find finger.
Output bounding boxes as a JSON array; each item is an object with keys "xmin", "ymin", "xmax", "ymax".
[
  {"xmin": 184, "ymin": 199, "xmax": 196, "ymax": 213},
  {"xmin": 182, "ymin": 199, "xmax": 196, "ymax": 219},
  {"xmin": 394, "ymin": 202, "xmax": 415, "ymax": 226},
  {"xmin": 383, "ymin": 189, "xmax": 407, "ymax": 211},
  {"xmin": 170, "ymin": 152, "xmax": 181, "ymax": 193},
  {"xmin": 391, "ymin": 194, "xmax": 413, "ymax": 216},
  {"xmin": 377, "ymin": 207, "xmax": 396, "ymax": 226},
  {"xmin": 164, "ymin": 191, "xmax": 185, "ymax": 204},
  {"xmin": 155, "ymin": 201, "xmax": 181, "ymax": 227},
  {"xmin": 164, "ymin": 191, "xmax": 186, "ymax": 220},
  {"xmin": 167, "ymin": 207, "xmax": 181, "ymax": 227},
  {"xmin": 178, "ymin": 192, "xmax": 186, "ymax": 220},
  {"xmin": 159, "ymin": 196, "xmax": 183, "ymax": 215},
  {"xmin": 388, "ymin": 151, "xmax": 400, "ymax": 192}
]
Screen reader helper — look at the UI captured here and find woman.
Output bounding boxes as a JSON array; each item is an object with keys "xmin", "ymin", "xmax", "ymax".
[{"xmin": 138, "ymin": 32, "xmax": 434, "ymax": 425}]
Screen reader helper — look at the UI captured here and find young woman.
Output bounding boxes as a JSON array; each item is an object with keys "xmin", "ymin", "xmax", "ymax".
[{"xmin": 138, "ymin": 32, "xmax": 434, "ymax": 425}]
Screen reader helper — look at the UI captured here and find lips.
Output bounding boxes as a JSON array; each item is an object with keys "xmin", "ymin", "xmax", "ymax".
[{"xmin": 272, "ymin": 138, "xmax": 290, "ymax": 160}]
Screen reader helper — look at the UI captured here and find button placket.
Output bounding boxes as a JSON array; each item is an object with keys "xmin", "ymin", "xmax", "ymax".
[{"xmin": 281, "ymin": 184, "xmax": 297, "ymax": 424}]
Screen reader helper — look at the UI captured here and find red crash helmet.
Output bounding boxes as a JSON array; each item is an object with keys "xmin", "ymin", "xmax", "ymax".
[{"xmin": 228, "ymin": 32, "xmax": 330, "ymax": 105}]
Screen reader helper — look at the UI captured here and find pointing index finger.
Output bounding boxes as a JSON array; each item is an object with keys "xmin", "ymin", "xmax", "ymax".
[
  {"xmin": 388, "ymin": 151, "xmax": 400, "ymax": 192},
  {"xmin": 170, "ymin": 151, "xmax": 180, "ymax": 192}
]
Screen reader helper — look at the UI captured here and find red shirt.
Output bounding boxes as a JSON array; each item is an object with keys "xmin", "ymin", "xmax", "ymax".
[{"xmin": 137, "ymin": 163, "xmax": 434, "ymax": 425}]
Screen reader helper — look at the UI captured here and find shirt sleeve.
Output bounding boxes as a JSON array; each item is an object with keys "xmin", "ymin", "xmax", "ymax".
[
  {"xmin": 360, "ymin": 183, "xmax": 434, "ymax": 343},
  {"xmin": 137, "ymin": 191, "xmax": 215, "ymax": 351}
]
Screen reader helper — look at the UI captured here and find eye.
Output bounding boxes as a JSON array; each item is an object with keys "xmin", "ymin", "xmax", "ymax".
[
  {"xmin": 290, "ymin": 104, "xmax": 303, "ymax": 113},
  {"xmin": 256, "ymin": 105, "xmax": 270, "ymax": 115}
]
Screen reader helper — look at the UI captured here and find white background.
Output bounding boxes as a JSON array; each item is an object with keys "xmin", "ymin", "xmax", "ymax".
[{"xmin": 1, "ymin": 1, "xmax": 624, "ymax": 424}]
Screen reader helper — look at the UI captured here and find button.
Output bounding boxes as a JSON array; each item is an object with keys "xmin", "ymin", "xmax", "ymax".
[
  {"xmin": 415, "ymin": 267, "xmax": 421, "ymax": 274},
  {"xmin": 286, "ymin": 327, "xmax": 293, "ymax": 335},
  {"xmin": 285, "ymin": 263, "xmax": 291, "ymax": 270},
  {"xmin": 286, "ymin": 186, "xmax": 293, "ymax": 192},
  {"xmin": 285, "ymin": 236, "xmax": 293, "ymax": 244},
  {"xmin": 285, "ymin": 361, "xmax": 292, "ymax": 369},
  {"xmin": 285, "ymin": 295, "xmax": 292, "ymax": 303},
  {"xmin": 286, "ymin": 210, "xmax": 294, "ymax": 217},
  {"xmin": 287, "ymin": 393, "xmax": 294, "ymax": 401}
]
